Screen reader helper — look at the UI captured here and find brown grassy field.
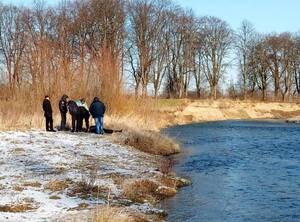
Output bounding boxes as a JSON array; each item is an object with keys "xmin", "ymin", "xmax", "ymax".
[{"xmin": 0, "ymin": 94, "xmax": 181, "ymax": 156}]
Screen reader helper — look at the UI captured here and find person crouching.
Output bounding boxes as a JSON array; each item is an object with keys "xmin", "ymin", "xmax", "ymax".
[{"xmin": 89, "ymin": 97, "xmax": 106, "ymax": 134}]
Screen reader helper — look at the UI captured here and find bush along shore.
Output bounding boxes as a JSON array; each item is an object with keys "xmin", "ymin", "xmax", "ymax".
[{"xmin": 0, "ymin": 127, "xmax": 190, "ymax": 222}]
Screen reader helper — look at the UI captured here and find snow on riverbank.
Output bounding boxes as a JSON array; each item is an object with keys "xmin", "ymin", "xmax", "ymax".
[{"xmin": 0, "ymin": 131, "xmax": 162, "ymax": 222}]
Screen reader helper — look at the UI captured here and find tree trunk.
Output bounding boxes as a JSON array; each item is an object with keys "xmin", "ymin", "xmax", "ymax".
[
  {"xmin": 262, "ymin": 88, "xmax": 267, "ymax": 101},
  {"xmin": 211, "ymin": 84, "xmax": 217, "ymax": 100},
  {"xmin": 196, "ymin": 87, "xmax": 201, "ymax": 98}
]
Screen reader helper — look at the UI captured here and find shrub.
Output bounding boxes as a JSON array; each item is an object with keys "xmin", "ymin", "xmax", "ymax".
[
  {"xmin": 120, "ymin": 129, "xmax": 180, "ymax": 156},
  {"xmin": 122, "ymin": 179, "xmax": 159, "ymax": 204},
  {"xmin": 93, "ymin": 206, "xmax": 147, "ymax": 222}
]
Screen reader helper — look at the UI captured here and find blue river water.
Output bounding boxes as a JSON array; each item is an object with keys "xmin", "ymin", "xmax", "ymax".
[{"xmin": 161, "ymin": 121, "xmax": 300, "ymax": 222}]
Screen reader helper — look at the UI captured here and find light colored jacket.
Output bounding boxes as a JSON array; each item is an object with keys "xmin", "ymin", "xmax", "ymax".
[{"xmin": 75, "ymin": 100, "xmax": 89, "ymax": 111}]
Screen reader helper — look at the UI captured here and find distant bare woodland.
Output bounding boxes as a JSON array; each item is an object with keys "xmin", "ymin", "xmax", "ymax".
[{"xmin": 0, "ymin": 0, "xmax": 300, "ymax": 113}]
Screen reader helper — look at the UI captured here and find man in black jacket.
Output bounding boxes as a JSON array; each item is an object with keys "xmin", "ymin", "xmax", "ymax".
[
  {"xmin": 42, "ymin": 95, "xmax": 55, "ymax": 132},
  {"xmin": 77, "ymin": 98, "xmax": 90, "ymax": 132},
  {"xmin": 59, "ymin": 94, "xmax": 69, "ymax": 131},
  {"xmin": 89, "ymin": 97, "xmax": 106, "ymax": 134},
  {"xmin": 68, "ymin": 100, "xmax": 80, "ymax": 132}
]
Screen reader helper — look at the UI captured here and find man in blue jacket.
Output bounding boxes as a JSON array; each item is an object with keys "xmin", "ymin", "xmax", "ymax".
[{"xmin": 89, "ymin": 97, "xmax": 106, "ymax": 134}]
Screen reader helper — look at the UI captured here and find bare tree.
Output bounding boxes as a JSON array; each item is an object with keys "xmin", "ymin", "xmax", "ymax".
[
  {"xmin": 164, "ymin": 8, "xmax": 196, "ymax": 98},
  {"xmin": 192, "ymin": 19, "xmax": 206, "ymax": 98},
  {"xmin": 264, "ymin": 34, "xmax": 284, "ymax": 100},
  {"xmin": 88, "ymin": 0, "xmax": 126, "ymax": 104},
  {"xmin": 279, "ymin": 33, "xmax": 294, "ymax": 101},
  {"xmin": 127, "ymin": 0, "xmax": 166, "ymax": 96},
  {"xmin": 252, "ymin": 38, "xmax": 271, "ymax": 101},
  {"xmin": 0, "ymin": 4, "xmax": 26, "ymax": 96},
  {"xmin": 200, "ymin": 16, "xmax": 233, "ymax": 99},
  {"xmin": 22, "ymin": 1, "xmax": 56, "ymax": 96},
  {"xmin": 236, "ymin": 20, "xmax": 256, "ymax": 99},
  {"xmin": 292, "ymin": 34, "xmax": 300, "ymax": 98}
]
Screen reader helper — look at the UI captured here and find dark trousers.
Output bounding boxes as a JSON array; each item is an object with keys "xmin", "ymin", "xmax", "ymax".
[
  {"xmin": 85, "ymin": 117, "xmax": 89, "ymax": 130},
  {"xmin": 71, "ymin": 115, "xmax": 79, "ymax": 132},
  {"xmin": 45, "ymin": 116, "xmax": 53, "ymax": 131},
  {"xmin": 60, "ymin": 112, "xmax": 67, "ymax": 130},
  {"xmin": 77, "ymin": 116, "xmax": 90, "ymax": 132}
]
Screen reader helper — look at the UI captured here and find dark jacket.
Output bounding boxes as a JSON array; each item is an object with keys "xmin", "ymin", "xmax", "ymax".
[
  {"xmin": 68, "ymin": 100, "xmax": 80, "ymax": 117},
  {"xmin": 59, "ymin": 95, "xmax": 68, "ymax": 114},
  {"xmin": 79, "ymin": 106, "xmax": 90, "ymax": 119},
  {"xmin": 89, "ymin": 97, "xmax": 106, "ymax": 118},
  {"xmin": 43, "ymin": 99, "xmax": 52, "ymax": 118}
]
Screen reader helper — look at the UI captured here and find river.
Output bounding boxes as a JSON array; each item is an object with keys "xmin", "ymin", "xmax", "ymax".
[{"xmin": 161, "ymin": 121, "xmax": 300, "ymax": 222}]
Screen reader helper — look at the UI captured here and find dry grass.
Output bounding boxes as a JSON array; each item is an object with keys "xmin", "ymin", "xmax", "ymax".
[
  {"xmin": 106, "ymin": 111, "xmax": 182, "ymax": 156},
  {"xmin": 122, "ymin": 178, "xmax": 178, "ymax": 204},
  {"xmin": 22, "ymin": 181, "xmax": 42, "ymax": 188},
  {"xmin": 93, "ymin": 206, "xmax": 148, "ymax": 222},
  {"xmin": 45, "ymin": 180, "xmax": 70, "ymax": 192},
  {"xmin": 155, "ymin": 186, "xmax": 177, "ymax": 198},
  {"xmin": 13, "ymin": 185, "xmax": 25, "ymax": 192},
  {"xmin": 10, "ymin": 148, "xmax": 26, "ymax": 157},
  {"xmin": 122, "ymin": 179, "xmax": 160, "ymax": 204},
  {"xmin": 68, "ymin": 181, "xmax": 109, "ymax": 199},
  {"xmin": 115, "ymin": 129, "xmax": 180, "ymax": 156},
  {"xmin": 159, "ymin": 159, "xmax": 174, "ymax": 175},
  {"xmin": 159, "ymin": 176, "xmax": 191, "ymax": 189},
  {"xmin": 0, "ymin": 200, "xmax": 38, "ymax": 213},
  {"xmin": 0, "ymin": 91, "xmax": 181, "ymax": 156},
  {"xmin": 0, "ymin": 91, "xmax": 156, "ymax": 130}
]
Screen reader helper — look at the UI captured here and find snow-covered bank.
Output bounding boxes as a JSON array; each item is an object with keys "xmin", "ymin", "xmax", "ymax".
[{"xmin": 0, "ymin": 131, "xmax": 165, "ymax": 222}]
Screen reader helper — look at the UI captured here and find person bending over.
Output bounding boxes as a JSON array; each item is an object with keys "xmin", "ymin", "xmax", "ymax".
[
  {"xmin": 67, "ymin": 100, "xmax": 80, "ymax": 132},
  {"xmin": 75, "ymin": 98, "xmax": 90, "ymax": 132},
  {"xmin": 77, "ymin": 106, "xmax": 90, "ymax": 132}
]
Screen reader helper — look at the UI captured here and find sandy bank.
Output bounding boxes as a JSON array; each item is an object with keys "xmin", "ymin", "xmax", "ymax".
[{"xmin": 157, "ymin": 99, "xmax": 300, "ymax": 127}]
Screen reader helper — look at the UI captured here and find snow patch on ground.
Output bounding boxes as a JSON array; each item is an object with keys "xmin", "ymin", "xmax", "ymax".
[{"xmin": 0, "ymin": 131, "xmax": 161, "ymax": 222}]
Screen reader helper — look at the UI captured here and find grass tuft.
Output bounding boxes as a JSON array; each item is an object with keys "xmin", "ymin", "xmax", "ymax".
[
  {"xmin": 93, "ymin": 206, "xmax": 148, "ymax": 222},
  {"xmin": 122, "ymin": 179, "xmax": 159, "ymax": 204},
  {"xmin": 117, "ymin": 129, "xmax": 180, "ymax": 156},
  {"xmin": 0, "ymin": 200, "xmax": 38, "ymax": 213},
  {"xmin": 45, "ymin": 180, "xmax": 70, "ymax": 192}
]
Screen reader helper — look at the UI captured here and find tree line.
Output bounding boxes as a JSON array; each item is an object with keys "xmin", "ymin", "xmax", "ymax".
[{"xmin": 1, "ymin": 0, "xmax": 300, "ymax": 102}]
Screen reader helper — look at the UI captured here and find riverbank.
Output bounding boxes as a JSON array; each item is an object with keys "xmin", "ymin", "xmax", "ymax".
[
  {"xmin": 0, "ymin": 130, "xmax": 189, "ymax": 222},
  {"xmin": 1, "ymin": 99, "xmax": 300, "ymax": 221},
  {"xmin": 155, "ymin": 99, "xmax": 300, "ymax": 128}
]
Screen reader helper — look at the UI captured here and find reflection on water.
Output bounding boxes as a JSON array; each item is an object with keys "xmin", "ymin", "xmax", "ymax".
[{"xmin": 161, "ymin": 121, "xmax": 300, "ymax": 222}]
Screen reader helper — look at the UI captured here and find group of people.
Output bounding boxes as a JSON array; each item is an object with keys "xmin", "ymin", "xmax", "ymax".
[{"xmin": 42, "ymin": 95, "xmax": 106, "ymax": 134}]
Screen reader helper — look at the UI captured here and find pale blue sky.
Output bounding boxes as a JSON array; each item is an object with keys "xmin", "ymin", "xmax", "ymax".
[
  {"xmin": 176, "ymin": 0, "xmax": 300, "ymax": 33},
  {"xmin": 2, "ymin": 0, "xmax": 300, "ymax": 33}
]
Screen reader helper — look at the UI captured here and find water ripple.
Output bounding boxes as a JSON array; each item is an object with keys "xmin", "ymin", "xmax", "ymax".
[{"xmin": 162, "ymin": 121, "xmax": 300, "ymax": 222}]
